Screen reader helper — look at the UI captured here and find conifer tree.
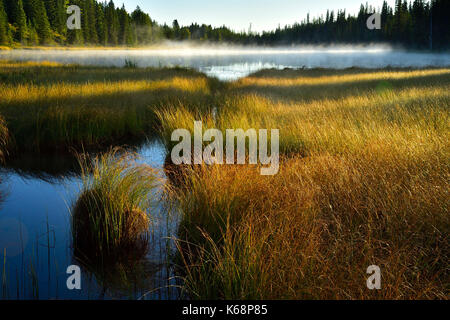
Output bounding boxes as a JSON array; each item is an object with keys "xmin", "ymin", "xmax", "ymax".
[
  {"xmin": 0, "ymin": 0, "xmax": 11, "ymax": 45},
  {"xmin": 25, "ymin": 0, "xmax": 52, "ymax": 44},
  {"xmin": 9, "ymin": 0, "xmax": 28, "ymax": 43},
  {"xmin": 66, "ymin": 0, "xmax": 84, "ymax": 45},
  {"xmin": 131, "ymin": 6, "xmax": 152, "ymax": 44},
  {"xmin": 118, "ymin": 4, "xmax": 133, "ymax": 45},
  {"xmin": 95, "ymin": 1, "xmax": 107, "ymax": 45},
  {"xmin": 82, "ymin": 0, "xmax": 98, "ymax": 44},
  {"xmin": 105, "ymin": 0, "xmax": 119, "ymax": 45},
  {"xmin": 43, "ymin": 0, "xmax": 66, "ymax": 36}
]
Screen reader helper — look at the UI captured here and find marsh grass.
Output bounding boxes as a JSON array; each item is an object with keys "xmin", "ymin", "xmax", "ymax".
[
  {"xmin": 161, "ymin": 67, "xmax": 450, "ymax": 299},
  {"xmin": 0, "ymin": 60, "xmax": 217, "ymax": 153},
  {"xmin": 124, "ymin": 59, "xmax": 138, "ymax": 69},
  {"xmin": 1, "ymin": 60, "xmax": 448, "ymax": 299},
  {"xmin": 72, "ymin": 148, "xmax": 159, "ymax": 265}
]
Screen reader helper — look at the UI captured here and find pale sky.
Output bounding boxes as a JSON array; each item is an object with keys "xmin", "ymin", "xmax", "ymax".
[{"xmin": 119, "ymin": 0, "xmax": 397, "ymax": 33}]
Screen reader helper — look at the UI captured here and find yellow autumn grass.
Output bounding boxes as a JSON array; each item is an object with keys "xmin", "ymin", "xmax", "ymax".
[
  {"xmin": 235, "ymin": 68, "xmax": 450, "ymax": 87},
  {"xmin": 0, "ymin": 60, "xmax": 215, "ymax": 151},
  {"xmin": 0, "ymin": 60, "xmax": 448, "ymax": 299},
  {"xmin": 0, "ymin": 78, "xmax": 209, "ymax": 104},
  {"xmin": 164, "ymin": 67, "xmax": 450, "ymax": 300}
]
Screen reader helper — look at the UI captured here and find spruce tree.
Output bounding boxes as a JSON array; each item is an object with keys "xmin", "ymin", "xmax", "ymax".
[
  {"xmin": 82, "ymin": 0, "xmax": 98, "ymax": 44},
  {"xmin": 131, "ymin": 6, "xmax": 152, "ymax": 44},
  {"xmin": 43, "ymin": 0, "xmax": 66, "ymax": 36},
  {"xmin": 25, "ymin": 0, "xmax": 52, "ymax": 44},
  {"xmin": 66, "ymin": 0, "xmax": 84, "ymax": 45},
  {"xmin": 0, "ymin": 0, "xmax": 11, "ymax": 45},
  {"xmin": 118, "ymin": 4, "xmax": 133, "ymax": 45},
  {"xmin": 95, "ymin": 1, "xmax": 107, "ymax": 45},
  {"xmin": 105, "ymin": 0, "xmax": 119, "ymax": 46},
  {"xmin": 9, "ymin": 0, "xmax": 28, "ymax": 43}
]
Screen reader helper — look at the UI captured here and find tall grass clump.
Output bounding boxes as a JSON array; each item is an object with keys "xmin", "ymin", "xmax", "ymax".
[{"xmin": 72, "ymin": 148, "xmax": 159, "ymax": 264}]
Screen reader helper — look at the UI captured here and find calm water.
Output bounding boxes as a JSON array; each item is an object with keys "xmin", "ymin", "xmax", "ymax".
[
  {"xmin": 0, "ymin": 141, "xmax": 181, "ymax": 300},
  {"xmin": 1, "ymin": 46, "xmax": 450, "ymax": 80}
]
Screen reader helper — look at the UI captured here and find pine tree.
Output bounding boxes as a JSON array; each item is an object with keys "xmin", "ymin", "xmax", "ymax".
[
  {"xmin": 27, "ymin": 24, "xmax": 39, "ymax": 45},
  {"xmin": 25, "ymin": 0, "xmax": 52, "ymax": 44},
  {"xmin": 105, "ymin": 0, "xmax": 119, "ymax": 45},
  {"xmin": 0, "ymin": 0, "xmax": 11, "ymax": 45},
  {"xmin": 66, "ymin": 0, "xmax": 84, "ymax": 45},
  {"xmin": 82, "ymin": 0, "xmax": 98, "ymax": 44},
  {"xmin": 118, "ymin": 4, "xmax": 133, "ymax": 45},
  {"xmin": 131, "ymin": 6, "xmax": 152, "ymax": 44},
  {"xmin": 43, "ymin": 0, "xmax": 57, "ymax": 29},
  {"xmin": 43, "ymin": 0, "xmax": 66, "ymax": 36},
  {"xmin": 95, "ymin": 1, "xmax": 107, "ymax": 45},
  {"xmin": 9, "ymin": 0, "xmax": 28, "ymax": 43}
]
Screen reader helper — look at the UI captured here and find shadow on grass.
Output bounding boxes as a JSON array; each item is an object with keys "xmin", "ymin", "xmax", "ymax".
[{"xmin": 0, "ymin": 63, "xmax": 210, "ymax": 85}]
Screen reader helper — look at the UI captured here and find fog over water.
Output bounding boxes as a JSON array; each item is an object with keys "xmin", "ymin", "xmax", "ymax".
[{"xmin": 1, "ymin": 45, "xmax": 450, "ymax": 80}]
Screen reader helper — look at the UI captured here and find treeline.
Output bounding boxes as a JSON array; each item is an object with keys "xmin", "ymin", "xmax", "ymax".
[
  {"xmin": 257, "ymin": 0, "xmax": 449, "ymax": 50},
  {"xmin": 0, "ymin": 0, "xmax": 160, "ymax": 46},
  {"xmin": 0, "ymin": 0, "xmax": 448, "ymax": 50}
]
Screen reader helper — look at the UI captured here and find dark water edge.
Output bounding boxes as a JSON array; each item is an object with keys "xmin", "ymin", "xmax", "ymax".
[{"xmin": 0, "ymin": 139, "xmax": 183, "ymax": 300}]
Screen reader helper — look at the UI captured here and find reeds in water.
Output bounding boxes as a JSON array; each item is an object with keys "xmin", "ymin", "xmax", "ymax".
[{"xmin": 72, "ymin": 148, "xmax": 159, "ymax": 263}]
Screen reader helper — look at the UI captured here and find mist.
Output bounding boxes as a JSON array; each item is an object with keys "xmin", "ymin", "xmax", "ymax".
[{"xmin": 1, "ymin": 44, "xmax": 449, "ymax": 81}]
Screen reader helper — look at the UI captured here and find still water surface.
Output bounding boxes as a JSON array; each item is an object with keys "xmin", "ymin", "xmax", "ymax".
[{"xmin": 0, "ymin": 141, "xmax": 180, "ymax": 300}]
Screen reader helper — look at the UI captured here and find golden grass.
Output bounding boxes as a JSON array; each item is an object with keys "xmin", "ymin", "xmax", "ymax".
[
  {"xmin": 236, "ymin": 69, "xmax": 450, "ymax": 87},
  {"xmin": 0, "ymin": 60, "xmax": 448, "ymax": 299},
  {"xmin": 0, "ymin": 78, "xmax": 209, "ymax": 104},
  {"xmin": 176, "ymin": 151, "xmax": 448, "ymax": 299},
  {"xmin": 162, "ymin": 67, "xmax": 450, "ymax": 300},
  {"xmin": 0, "ymin": 60, "xmax": 216, "ymax": 152}
]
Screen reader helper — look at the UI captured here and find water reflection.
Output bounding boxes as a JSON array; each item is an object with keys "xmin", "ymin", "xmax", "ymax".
[{"xmin": 0, "ymin": 140, "xmax": 180, "ymax": 299}]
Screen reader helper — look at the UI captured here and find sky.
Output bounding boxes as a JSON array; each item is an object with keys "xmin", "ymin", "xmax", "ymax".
[{"xmin": 119, "ymin": 0, "xmax": 397, "ymax": 33}]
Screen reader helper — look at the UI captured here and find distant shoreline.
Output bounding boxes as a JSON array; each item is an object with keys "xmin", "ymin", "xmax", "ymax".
[{"xmin": 1, "ymin": 45, "xmax": 449, "ymax": 54}]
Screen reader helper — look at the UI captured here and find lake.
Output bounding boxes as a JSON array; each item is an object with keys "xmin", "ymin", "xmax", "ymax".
[{"xmin": 1, "ymin": 46, "xmax": 450, "ymax": 80}]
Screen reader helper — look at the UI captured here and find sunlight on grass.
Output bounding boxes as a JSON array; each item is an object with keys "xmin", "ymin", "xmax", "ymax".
[
  {"xmin": 159, "ymin": 66, "xmax": 450, "ymax": 300},
  {"xmin": 236, "ymin": 68, "xmax": 450, "ymax": 87},
  {"xmin": 0, "ymin": 60, "xmax": 448, "ymax": 299},
  {"xmin": 0, "ymin": 61, "xmax": 214, "ymax": 152}
]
